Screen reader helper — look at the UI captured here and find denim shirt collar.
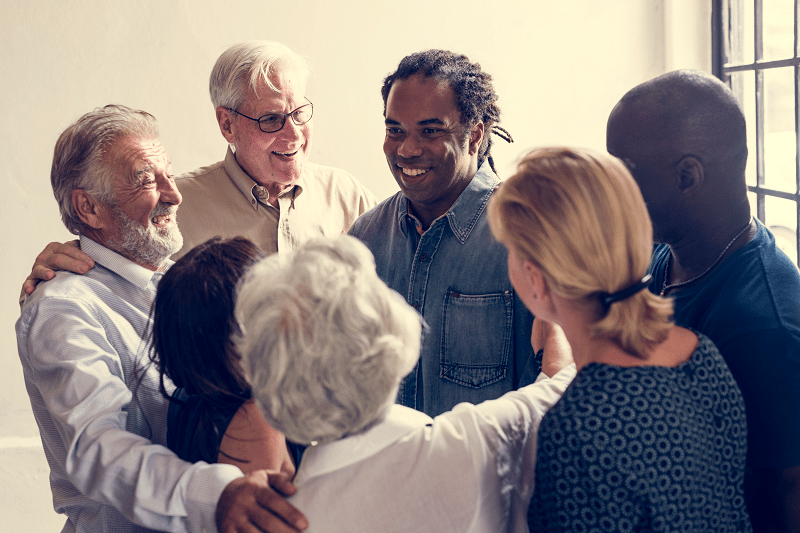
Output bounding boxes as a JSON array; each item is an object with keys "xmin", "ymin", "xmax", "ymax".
[{"xmin": 395, "ymin": 162, "xmax": 500, "ymax": 244}]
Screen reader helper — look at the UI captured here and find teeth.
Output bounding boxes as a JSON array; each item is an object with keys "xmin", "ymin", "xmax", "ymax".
[
  {"xmin": 402, "ymin": 167, "xmax": 428, "ymax": 176},
  {"xmin": 152, "ymin": 214, "xmax": 171, "ymax": 225},
  {"xmin": 274, "ymin": 150, "xmax": 298, "ymax": 156}
]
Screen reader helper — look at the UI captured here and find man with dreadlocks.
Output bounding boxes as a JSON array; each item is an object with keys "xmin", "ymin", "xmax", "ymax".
[{"xmin": 349, "ymin": 50, "xmax": 540, "ymax": 417}]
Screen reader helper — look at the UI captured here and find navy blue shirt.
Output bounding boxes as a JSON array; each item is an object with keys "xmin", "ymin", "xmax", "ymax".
[
  {"xmin": 650, "ymin": 220, "xmax": 800, "ymax": 469},
  {"xmin": 349, "ymin": 163, "xmax": 539, "ymax": 417}
]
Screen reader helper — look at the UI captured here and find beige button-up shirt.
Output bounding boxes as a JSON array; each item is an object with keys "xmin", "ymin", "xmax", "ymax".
[{"xmin": 174, "ymin": 148, "xmax": 377, "ymax": 259}]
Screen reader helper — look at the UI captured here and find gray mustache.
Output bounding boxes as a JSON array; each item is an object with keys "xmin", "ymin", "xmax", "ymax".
[{"xmin": 150, "ymin": 202, "xmax": 177, "ymax": 218}]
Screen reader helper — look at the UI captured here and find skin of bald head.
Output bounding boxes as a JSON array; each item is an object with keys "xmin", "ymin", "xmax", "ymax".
[{"xmin": 606, "ymin": 70, "xmax": 750, "ymax": 244}]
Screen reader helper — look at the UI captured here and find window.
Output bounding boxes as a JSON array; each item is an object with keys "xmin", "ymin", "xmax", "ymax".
[{"xmin": 714, "ymin": 0, "xmax": 800, "ymax": 265}]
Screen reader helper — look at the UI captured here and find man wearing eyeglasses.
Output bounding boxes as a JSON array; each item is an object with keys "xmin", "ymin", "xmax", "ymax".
[
  {"xmin": 173, "ymin": 41, "xmax": 376, "ymax": 259},
  {"xmin": 20, "ymin": 42, "xmax": 376, "ymax": 293}
]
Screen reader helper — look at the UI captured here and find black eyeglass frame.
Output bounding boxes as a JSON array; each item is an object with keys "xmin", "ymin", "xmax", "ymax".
[{"xmin": 228, "ymin": 97, "xmax": 314, "ymax": 133}]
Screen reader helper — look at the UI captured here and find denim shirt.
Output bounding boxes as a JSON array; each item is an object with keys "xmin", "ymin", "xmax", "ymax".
[{"xmin": 349, "ymin": 163, "xmax": 540, "ymax": 417}]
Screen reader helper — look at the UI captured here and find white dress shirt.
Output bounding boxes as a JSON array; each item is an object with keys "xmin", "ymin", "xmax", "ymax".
[
  {"xmin": 288, "ymin": 365, "xmax": 576, "ymax": 532},
  {"xmin": 16, "ymin": 236, "xmax": 242, "ymax": 533}
]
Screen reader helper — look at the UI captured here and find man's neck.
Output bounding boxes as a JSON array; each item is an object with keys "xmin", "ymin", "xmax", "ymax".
[
  {"xmin": 263, "ymin": 181, "xmax": 291, "ymax": 208},
  {"xmin": 665, "ymin": 213, "xmax": 755, "ymax": 287},
  {"xmin": 233, "ymin": 150, "xmax": 296, "ymax": 208},
  {"xmin": 407, "ymin": 171, "xmax": 477, "ymax": 230},
  {"xmin": 84, "ymin": 231, "xmax": 164, "ymax": 272}
]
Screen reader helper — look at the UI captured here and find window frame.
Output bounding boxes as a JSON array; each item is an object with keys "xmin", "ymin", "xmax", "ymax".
[{"xmin": 713, "ymin": 0, "xmax": 800, "ymax": 265}]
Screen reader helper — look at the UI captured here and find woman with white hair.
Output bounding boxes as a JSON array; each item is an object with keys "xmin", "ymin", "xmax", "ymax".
[
  {"xmin": 486, "ymin": 147, "xmax": 751, "ymax": 531},
  {"xmin": 235, "ymin": 234, "xmax": 575, "ymax": 532}
]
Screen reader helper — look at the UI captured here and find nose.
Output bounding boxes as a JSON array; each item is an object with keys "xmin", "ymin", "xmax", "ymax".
[
  {"xmin": 279, "ymin": 115, "xmax": 304, "ymax": 141},
  {"xmin": 158, "ymin": 175, "xmax": 182, "ymax": 206},
  {"xmin": 397, "ymin": 134, "xmax": 423, "ymax": 159}
]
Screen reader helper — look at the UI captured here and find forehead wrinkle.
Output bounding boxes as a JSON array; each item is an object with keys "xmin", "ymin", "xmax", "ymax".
[
  {"xmin": 134, "ymin": 164, "xmax": 154, "ymax": 177},
  {"xmin": 246, "ymin": 74, "xmax": 306, "ymax": 115},
  {"xmin": 114, "ymin": 141, "xmax": 168, "ymax": 186}
]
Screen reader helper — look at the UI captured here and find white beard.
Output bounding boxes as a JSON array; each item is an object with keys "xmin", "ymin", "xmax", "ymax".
[{"xmin": 108, "ymin": 203, "xmax": 183, "ymax": 268}]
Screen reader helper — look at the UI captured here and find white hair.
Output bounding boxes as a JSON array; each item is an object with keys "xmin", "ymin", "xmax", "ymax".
[
  {"xmin": 51, "ymin": 105, "xmax": 159, "ymax": 235},
  {"xmin": 235, "ymin": 235, "xmax": 421, "ymax": 445},
  {"xmin": 209, "ymin": 41, "xmax": 311, "ymax": 110}
]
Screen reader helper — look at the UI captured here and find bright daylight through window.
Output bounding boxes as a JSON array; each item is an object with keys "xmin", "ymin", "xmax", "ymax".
[{"xmin": 716, "ymin": 0, "xmax": 800, "ymax": 265}]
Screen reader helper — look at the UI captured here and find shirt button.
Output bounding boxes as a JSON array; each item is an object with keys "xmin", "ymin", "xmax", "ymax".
[
  {"xmin": 419, "ymin": 253, "xmax": 428, "ymax": 262},
  {"xmin": 254, "ymin": 185, "xmax": 270, "ymax": 202}
]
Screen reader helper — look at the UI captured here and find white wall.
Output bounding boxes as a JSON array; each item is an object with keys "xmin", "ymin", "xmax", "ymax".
[{"xmin": 0, "ymin": 0, "xmax": 710, "ymax": 530}]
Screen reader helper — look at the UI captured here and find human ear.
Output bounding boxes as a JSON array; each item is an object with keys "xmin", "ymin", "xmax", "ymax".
[
  {"xmin": 468, "ymin": 122, "xmax": 485, "ymax": 156},
  {"xmin": 676, "ymin": 155, "xmax": 704, "ymax": 194},
  {"xmin": 525, "ymin": 260, "xmax": 560, "ymax": 319},
  {"xmin": 524, "ymin": 260, "xmax": 548, "ymax": 300},
  {"xmin": 216, "ymin": 106, "xmax": 238, "ymax": 144},
  {"xmin": 71, "ymin": 190, "xmax": 105, "ymax": 229}
]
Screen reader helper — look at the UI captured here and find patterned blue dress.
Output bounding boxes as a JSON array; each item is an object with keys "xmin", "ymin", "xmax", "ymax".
[{"xmin": 528, "ymin": 333, "xmax": 751, "ymax": 532}]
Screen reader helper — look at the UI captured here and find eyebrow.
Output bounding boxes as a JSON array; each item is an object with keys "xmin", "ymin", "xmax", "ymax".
[
  {"xmin": 133, "ymin": 159, "xmax": 171, "ymax": 181},
  {"xmin": 134, "ymin": 165, "xmax": 154, "ymax": 179},
  {"xmin": 384, "ymin": 118, "xmax": 446, "ymax": 126}
]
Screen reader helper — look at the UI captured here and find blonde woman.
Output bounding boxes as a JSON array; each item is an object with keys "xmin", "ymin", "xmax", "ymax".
[{"xmin": 488, "ymin": 147, "xmax": 751, "ymax": 532}]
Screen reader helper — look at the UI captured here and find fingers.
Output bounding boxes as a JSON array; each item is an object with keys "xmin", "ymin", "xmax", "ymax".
[
  {"xmin": 220, "ymin": 507, "xmax": 300, "ymax": 533},
  {"xmin": 532, "ymin": 318, "xmax": 559, "ymax": 353},
  {"xmin": 22, "ymin": 241, "xmax": 95, "ymax": 297},
  {"xmin": 249, "ymin": 490, "xmax": 308, "ymax": 533},
  {"xmin": 531, "ymin": 318, "xmax": 546, "ymax": 353},
  {"xmin": 217, "ymin": 474, "xmax": 308, "ymax": 533},
  {"xmin": 253, "ymin": 473, "xmax": 306, "ymax": 531},
  {"xmin": 265, "ymin": 471, "xmax": 298, "ymax": 497},
  {"xmin": 23, "ymin": 270, "xmax": 52, "ymax": 296},
  {"xmin": 541, "ymin": 323, "xmax": 574, "ymax": 378},
  {"xmin": 43, "ymin": 241, "xmax": 94, "ymax": 273}
]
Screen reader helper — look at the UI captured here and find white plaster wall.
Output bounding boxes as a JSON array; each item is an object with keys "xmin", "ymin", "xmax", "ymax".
[{"xmin": 0, "ymin": 0, "xmax": 709, "ymax": 530}]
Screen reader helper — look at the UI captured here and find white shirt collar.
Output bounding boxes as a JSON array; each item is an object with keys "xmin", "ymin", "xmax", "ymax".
[
  {"xmin": 294, "ymin": 404, "xmax": 432, "ymax": 484},
  {"xmin": 80, "ymin": 235, "xmax": 172, "ymax": 289}
]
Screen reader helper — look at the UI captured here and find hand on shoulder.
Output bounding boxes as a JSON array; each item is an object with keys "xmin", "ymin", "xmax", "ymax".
[
  {"xmin": 216, "ymin": 470, "xmax": 308, "ymax": 533},
  {"xmin": 20, "ymin": 240, "xmax": 94, "ymax": 301}
]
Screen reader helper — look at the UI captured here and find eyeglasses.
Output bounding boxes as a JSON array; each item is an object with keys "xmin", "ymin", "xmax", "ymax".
[{"xmin": 228, "ymin": 98, "xmax": 314, "ymax": 133}]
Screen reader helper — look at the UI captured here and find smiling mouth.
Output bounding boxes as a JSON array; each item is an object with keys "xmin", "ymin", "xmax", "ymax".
[
  {"xmin": 151, "ymin": 214, "xmax": 173, "ymax": 225},
  {"xmin": 400, "ymin": 166, "xmax": 429, "ymax": 177},
  {"xmin": 273, "ymin": 150, "xmax": 299, "ymax": 157}
]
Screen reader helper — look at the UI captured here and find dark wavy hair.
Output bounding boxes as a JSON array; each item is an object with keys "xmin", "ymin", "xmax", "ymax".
[
  {"xmin": 148, "ymin": 237, "xmax": 265, "ymax": 459},
  {"xmin": 381, "ymin": 49, "xmax": 513, "ymax": 174}
]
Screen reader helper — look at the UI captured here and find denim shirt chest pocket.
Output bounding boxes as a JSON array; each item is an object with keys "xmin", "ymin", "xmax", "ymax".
[{"xmin": 440, "ymin": 288, "xmax": 513, "ymax": 388}]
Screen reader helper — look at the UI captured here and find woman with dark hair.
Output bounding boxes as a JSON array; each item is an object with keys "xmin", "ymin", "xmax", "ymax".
[{"xmin": 149, "ymin": 237, "xmax": 298, "ymax": 474}]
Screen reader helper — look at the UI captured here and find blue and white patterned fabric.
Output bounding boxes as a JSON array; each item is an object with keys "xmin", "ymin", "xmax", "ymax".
[{"xmin": 528, "ymin": 333, "xmax": 751, "ymax": 532}]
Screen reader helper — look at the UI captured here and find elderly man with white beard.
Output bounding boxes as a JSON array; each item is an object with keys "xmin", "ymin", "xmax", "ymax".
[{"xmin": 15, "ymin": 105, "xmax": 308, "ymax": 533}]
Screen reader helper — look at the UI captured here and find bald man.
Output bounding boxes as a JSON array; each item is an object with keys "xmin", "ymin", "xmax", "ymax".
[{"xmin": 607, "ymin": 69, "xmax": 800, "ymax": 532}]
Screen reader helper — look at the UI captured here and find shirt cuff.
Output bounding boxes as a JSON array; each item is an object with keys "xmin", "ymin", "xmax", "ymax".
[
  {"xmin": 185, "ymin": 463, "xmax": 244, "ymax": 533},
  {"xmin": 534, "ymin": 363, "xmax": 577, "ymax": 383}
]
